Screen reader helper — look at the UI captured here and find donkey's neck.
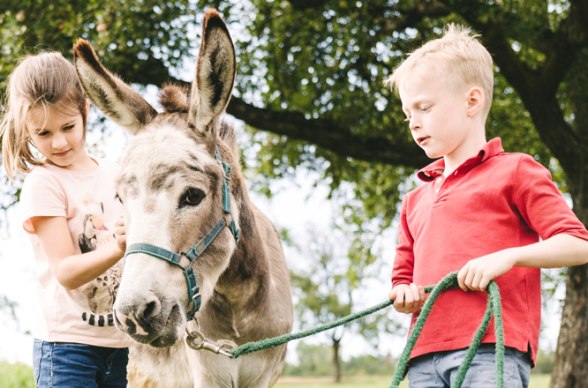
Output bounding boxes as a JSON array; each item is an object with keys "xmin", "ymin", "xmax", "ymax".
[
  {"xmin": 215, "ymin": 200, "xmax": 269, "ymax": 304},
  {"xmin": 200, "ymin": 201, "xmax": 272, "ymax": 339}
]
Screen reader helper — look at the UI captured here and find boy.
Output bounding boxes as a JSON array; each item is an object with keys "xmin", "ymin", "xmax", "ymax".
[{"xmin": 385, "ymin": 24, "xmax": 588, "ymax": 387}]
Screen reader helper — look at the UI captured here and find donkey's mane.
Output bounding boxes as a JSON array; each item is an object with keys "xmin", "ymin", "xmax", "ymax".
[
  {"xmin": 160, "ymin": 84, "xmax": 189, "ymax": 113},
  {"xmin": 160, "ymin": 84, "xmax": 239, "ymax": 157}
]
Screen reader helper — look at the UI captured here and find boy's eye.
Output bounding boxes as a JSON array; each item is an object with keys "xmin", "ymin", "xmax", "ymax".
[{"xmin": 420, "ymin": 105, "xmax": 432, "ymax": 112}]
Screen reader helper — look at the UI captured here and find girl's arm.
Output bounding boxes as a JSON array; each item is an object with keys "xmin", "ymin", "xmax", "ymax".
[{"xmin": 32, "ymin": 216, "xmax": 126, "ymax": 290}]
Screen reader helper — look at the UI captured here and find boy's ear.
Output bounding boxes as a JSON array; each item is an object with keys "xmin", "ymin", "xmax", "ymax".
[{"xmin": 466, "ymin": 86, "xmax": 484, "ymax": 116}]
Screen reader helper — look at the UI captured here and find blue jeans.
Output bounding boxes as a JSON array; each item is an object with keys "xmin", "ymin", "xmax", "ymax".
[
  {"xmin": 407, "ymin": 345, "xmax": 531, "ymax": 388},
  {"xmin": 33, "ymin": 340, "xmax": 128, "ymax": 388}
]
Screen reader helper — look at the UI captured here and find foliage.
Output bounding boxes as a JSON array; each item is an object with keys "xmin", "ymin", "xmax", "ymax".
[
  {"xmin": 534, "ymin": 350, "xmax": 555, "ymax": 375},
  {"xmin": 283, "ymin": 344, "xmax": 333, "ymax": 376},
  {"xmin": 0, "ymin": 362, "xmax": 34, "ymax": 388},
  {"xmin": 289, "ymin": 223, "xmax": 401, "ymax": 352},
  {"xmin": 282, "ymin": 343, "xmax": 395, "ymax": 377},
  {"xmin": 0, "ymin": 0, "xmax": 192, "ymax": 90},
  {"xmin": 0, "ymin": 295, "xmax": 18, "ymax": 322}
]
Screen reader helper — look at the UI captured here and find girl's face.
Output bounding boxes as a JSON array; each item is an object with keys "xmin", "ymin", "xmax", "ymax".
[{"xmin": 26, "ymin": 104, "xmax": 90, "ymax": 170}]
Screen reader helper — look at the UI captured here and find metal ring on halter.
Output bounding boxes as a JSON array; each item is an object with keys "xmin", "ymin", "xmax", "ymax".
[
  {"xmin": 185, "ymin": 329, "xmax": 206, "ymax": 350},
  {"xmin": 185, "ymin": 328, "xmax": 237, "ymax": 357}
]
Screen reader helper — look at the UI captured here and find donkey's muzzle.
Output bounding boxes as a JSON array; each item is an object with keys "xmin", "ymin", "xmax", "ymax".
[{"xmin": 113, "ymin": 292, "xmax": 182, "ymax": 347}]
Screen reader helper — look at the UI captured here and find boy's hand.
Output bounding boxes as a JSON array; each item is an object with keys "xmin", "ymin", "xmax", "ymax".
[
  {"xmin": 457, "ymin": 250, "xmax": 516, "ymax": 292},
  {"xmin": 389, "ymin": 283, "xmax": 426, "ymax": 314}
]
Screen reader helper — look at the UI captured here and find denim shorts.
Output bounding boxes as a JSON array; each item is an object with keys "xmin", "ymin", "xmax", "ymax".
[
  {"xmin": 407, "ymin": 345, "xmax": 531, "ymax": 388},
  {"xmin": 33, "ymin": 339, "xmax": 129, "ymax": 388}
]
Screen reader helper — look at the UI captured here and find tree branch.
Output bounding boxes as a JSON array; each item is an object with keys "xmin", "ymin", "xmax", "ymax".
[{"xmin": 227, "ymin": 97, "xmax": 428, "ymax": 168}]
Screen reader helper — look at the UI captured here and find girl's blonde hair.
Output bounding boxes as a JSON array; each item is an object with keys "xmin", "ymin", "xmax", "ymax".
[
  {"xmin": 1, "ymin": 52, "xmax": 87, "ymax": 180},
  {"xmin": 385, "ymin": 24, "xmax": 494, "ymax": 118}
]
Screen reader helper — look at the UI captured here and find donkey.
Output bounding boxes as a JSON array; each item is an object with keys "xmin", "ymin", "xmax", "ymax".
[{"xmin": 73, "ymin": 9, "xmax": 293, "ymax": 387}]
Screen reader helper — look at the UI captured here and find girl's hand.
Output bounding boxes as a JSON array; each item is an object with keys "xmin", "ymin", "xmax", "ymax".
[
  {"xmin": 389, "ymin": 283, "xmax": 426, "ymax": 314},
  {"xmin": 113, "ymin": 216, "xmax": 126, "ymax": 254}
]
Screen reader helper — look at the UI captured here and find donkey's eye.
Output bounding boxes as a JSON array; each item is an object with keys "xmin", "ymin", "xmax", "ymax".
[{"xmin": 180, "ymin": 187, "xmax": 205, "ymax": 208}]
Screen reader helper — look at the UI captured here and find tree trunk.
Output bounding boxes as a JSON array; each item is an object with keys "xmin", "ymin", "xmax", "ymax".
[
  {"xmin": 332, "ymin": 339, "xmax": 341, "ymax": 383},
  {"xmin": 551, "ymin": 174, "xmax": 588, "ymax": 387},
  {"xmin": 551, "ymin": 264, "xmax": 588, "ymax": 388}
]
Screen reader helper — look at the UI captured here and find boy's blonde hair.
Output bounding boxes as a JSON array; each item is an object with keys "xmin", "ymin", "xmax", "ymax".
[
  {"xmin": 0, "ymin": 52, "xmax": 88, "ymax": 180},
  {"xmin": 385, "ymin": 24, "xmax": 494, "ymax": 118}
]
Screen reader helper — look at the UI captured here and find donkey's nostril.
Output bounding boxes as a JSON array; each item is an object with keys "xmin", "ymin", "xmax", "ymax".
[{"xmin": 139, "ymin": 299, "xmax": 161, "ymax": 321}]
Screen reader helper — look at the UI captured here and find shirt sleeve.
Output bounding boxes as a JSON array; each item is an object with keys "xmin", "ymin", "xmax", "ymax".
[
  {"xmin": 392, "ymin": 197, "xmax": 415, "ymax": 287},
  {"xmin": 21, "ymin": 169, "xmax": 67, "ymax": 234},
  {"xmin": 512, "ymin": 155, "xmax": 588, "ymax": 241}
]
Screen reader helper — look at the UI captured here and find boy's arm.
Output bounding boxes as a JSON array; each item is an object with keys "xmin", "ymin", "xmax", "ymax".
[
  {"xmin": 390, "ymin": 198, "xmax": 427, "ymax": 313},
  {"xmin": 457, "ymin": 233, "xmax": 588, "ymax": 291}
]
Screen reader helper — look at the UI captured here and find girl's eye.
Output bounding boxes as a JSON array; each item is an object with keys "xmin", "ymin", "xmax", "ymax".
[
  {"xmin": 114, "ymin": 193, "xmax": 123, "ymax": 204},
  {"xmin": 63, "ymin": 125, "xmax": 74, "ymax": 131},
  {"xmin": 420, "ymin": 105, "xmax": 432, "ymax": 112},
  {"xmin": 179, "ymin": 187, "xmax": 205, "ymax": 208},
  {"xmin": 36, "ymin": 130, "xmax": 49, "ymax": 137}
]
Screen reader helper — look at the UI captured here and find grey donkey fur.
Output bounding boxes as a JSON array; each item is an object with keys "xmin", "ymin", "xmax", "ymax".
[{"xmin": 73, "ymin": 8, "xmax": 293, "ymax": 387}]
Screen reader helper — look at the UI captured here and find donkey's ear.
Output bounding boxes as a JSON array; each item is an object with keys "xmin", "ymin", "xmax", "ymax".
[
  {"xmin": 188, "ymin": 9, "xmax": 236, "ymax": 136},
  {"xmin": 73, "ymin": 39, "xmax": 157, "ymax": 134}
]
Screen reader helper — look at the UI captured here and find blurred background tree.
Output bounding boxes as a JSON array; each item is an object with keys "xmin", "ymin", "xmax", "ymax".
[
  {"xmin": 1, "ymin": 1, "xmax": 587, "ymax": 385},
  {"xmin": 288, "ymin": 224, "xmax": 401, "ymax": 382}
]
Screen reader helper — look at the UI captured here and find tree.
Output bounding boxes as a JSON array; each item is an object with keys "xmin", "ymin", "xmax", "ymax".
[
  {"xmin": 288, "ymin": 224, "xmax": 399, "ymax": 383},
  {"xmin": 226, "ymin": 2, "xmax": 588, "ymax": 385},
  {"xmin": 1, "ymin": 1, "xmax": 588, "ymax": 385}
]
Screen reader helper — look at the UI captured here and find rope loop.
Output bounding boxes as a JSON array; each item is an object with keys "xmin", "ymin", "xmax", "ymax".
[
  {"xmin": 389, "ymin": 272, "xmax": 504, "ymax": 388},
  {"xmin": 227, "ymin": 271, "xmax": 504, "ymax": 388}
]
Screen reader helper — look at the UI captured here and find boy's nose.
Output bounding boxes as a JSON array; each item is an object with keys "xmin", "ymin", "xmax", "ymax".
[{"xmin": 409, "ymin": 117, "xmax": 421, "ymax": 131}]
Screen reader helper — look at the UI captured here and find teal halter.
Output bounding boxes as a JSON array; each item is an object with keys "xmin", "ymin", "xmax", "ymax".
[{"xmin": 124, "ymin": 147, "xmax": 240, "ymax": 319}]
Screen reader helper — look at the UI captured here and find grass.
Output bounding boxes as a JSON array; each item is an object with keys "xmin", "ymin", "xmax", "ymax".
[
  {"xmin": 275, "ymin": 374, "xmax": 551, "ymax": 387},
  {"xmin": 0, "ymin": 362, "xmax": 35, "ymax": 388},
  {"xmin": 0, "ymin": 362, "xmax": 551, "ymax": 388}
]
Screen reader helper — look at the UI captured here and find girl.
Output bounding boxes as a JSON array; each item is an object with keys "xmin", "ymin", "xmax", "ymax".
[{"xmin": 1, "ymin": 52, "xmax": 129, "ymax": 387}]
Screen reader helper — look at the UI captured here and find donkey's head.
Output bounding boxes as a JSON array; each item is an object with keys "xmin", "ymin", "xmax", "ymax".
[{"xmin": 74, "ymin": 9, "xmax": 241, "ymax": 347}]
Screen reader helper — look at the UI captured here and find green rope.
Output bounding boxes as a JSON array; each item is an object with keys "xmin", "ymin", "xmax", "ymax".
[
  {"xmin": 229, "ymin": 271, "xmax": 504, "ymax": 388},
  {"xmin": 389, "ymin": 273, "xmax": 504, "ymax": 388},
  {"xmin": 229, "ymin": 299, "xmax": 396, "ymax": 358}
]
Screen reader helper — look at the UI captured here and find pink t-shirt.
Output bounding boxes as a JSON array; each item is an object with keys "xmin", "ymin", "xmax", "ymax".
[
  {"xmin": 21, "ymin": 158, "xmax": 130, "ymax": 348},
  {"xmin": 392, "ymin": 138, "xmax": 588, "ymax": 365}
]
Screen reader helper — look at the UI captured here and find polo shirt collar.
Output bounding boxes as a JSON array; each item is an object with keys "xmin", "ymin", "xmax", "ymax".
[{"xmin": 417, "ymin": 137, "xmax": 504, "ymax": 182}]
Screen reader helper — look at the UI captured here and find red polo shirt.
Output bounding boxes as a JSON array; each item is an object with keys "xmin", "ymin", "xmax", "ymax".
[{"xmin": 392, "ymin": 138, "xmax": 588, "ymax": 364}]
